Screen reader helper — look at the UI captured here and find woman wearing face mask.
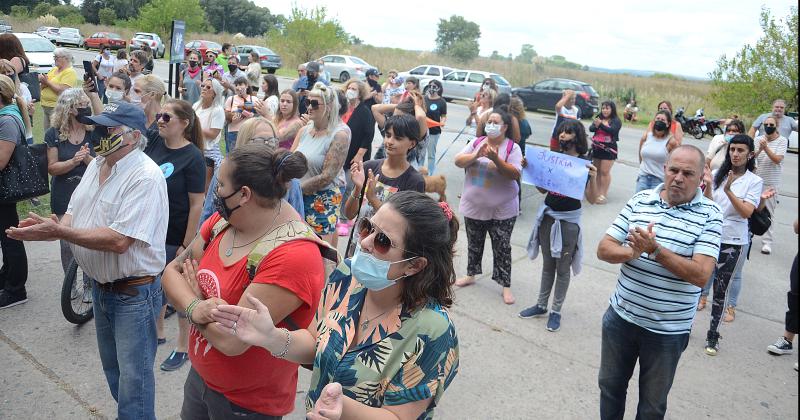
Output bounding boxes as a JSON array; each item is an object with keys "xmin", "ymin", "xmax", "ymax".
[
  {"xmin": 178, "ymin": 50, "xmax": 203, "ymax": 105},
  {"xmin": 700, "ymin": 135, "xmax": 763, "ymax": 356},
  {"xmin": 646, "ymin": 100, "xmax": 684, "ymax": 143},
  {"xmin": 589, "ymin": 101, "xmax": 622, "ymax": 204},
  {"xmin": 91, "ymin": 45, "xmax": 116, "ymax": 103},
  {"xmin": 224, "ymin": 77, "xmax": 262, "ymax": 155},
  {"xmin": 133, "ymin": 74, "xmax": 167, "ymax": 146},
  {"xmin": 162, "ymin": 143, "xmax": 331, "ymax": 418},
  {"xmin": 424, "ymin": 80, "xmax": 447, "ymax": 175},
  {"xmin": 520, "ymin": 120, "xmax": 599, "ymax": 332},
  {"xmin": 706, "ymin": 119, "xmax": 745, "ymax": 171},
  {"xmin": 104, "ymin": 71, "xmax": 131, "ymax": 104},
  {"xmin": 275, "ymin": 89, "xmax": 302, "ymax": 150},
  {"xmin": 193, "ymin": 78, "xmax": 225, "ymax": 174},
  {"xmin": 211, "ymin": 190, "xmax": 460, "ymax": 420},
  {"xmin": 477, "ymin": 93, "xmax": 521, "ymax": 142},
  {"xmin": 467, "ymin": 88, "xmax": 496, "ymax": 128},
  {"xmin": 753, "ymin": 115, "xmax": 788, "ymax": 255},
  {"xmin": 454, "ymin": 107, "xmax": 523, "ymax": 305},
  {"xmin": 43, "ymin": 88, "xmax": 95, "ymax": 284},
  {"xmin": 382, "ymin": 73, "xmax": 405, "ymax": 105},
  {"xmin": 148, "ymin": 99, "xmax": 207, "ymax": 371},
  {"xmin": 636, "ymin": 110, "xmax": 678, "ymax": 192},
  {"xmin": 254, "ymin": 74, "xmax": 280, "ymax": 120}
]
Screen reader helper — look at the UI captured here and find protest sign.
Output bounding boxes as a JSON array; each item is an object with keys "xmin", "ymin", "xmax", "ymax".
[{"xmin": 521, "ymin": 145, "xmax": 589, "ymax": 200}]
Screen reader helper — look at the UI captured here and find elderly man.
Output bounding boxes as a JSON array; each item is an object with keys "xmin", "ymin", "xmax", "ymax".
[
  {"xmin": 749, "ymin": 99, "xmax": 798, "ymax": 139},
  {"xmin": 8, "ymin": 102, "xmax": 168, "ymax": 420},
  {"xmin": 596, "ymin": 145, "xmax": 722, "ymax": 420}
]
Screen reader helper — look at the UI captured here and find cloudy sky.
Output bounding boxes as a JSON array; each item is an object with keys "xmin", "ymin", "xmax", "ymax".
[{"xmin": 257, "ymin": 0, "xmax": 796, "ymax": 78}]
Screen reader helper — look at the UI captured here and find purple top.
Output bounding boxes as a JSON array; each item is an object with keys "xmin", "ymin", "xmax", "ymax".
[{"xmin": 458, "ymin": 137, "xmax": 522, "ymax": 220}]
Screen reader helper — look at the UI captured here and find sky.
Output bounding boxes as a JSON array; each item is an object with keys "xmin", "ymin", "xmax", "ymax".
[{"xmin": 256, "ymin": 0, "xmax": 797, "ymax": 79}]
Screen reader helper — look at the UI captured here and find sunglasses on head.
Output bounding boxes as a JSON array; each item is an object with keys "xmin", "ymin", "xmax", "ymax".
[
  {"xmin": 358, "ymin": 218, "xmax": 415, "ymax": 256},
  {"xmin": 305, "ymin": 98, "xmax": 321, "ymax": 110},
  {"xmin": 156, "ymin": 112, "xmax": 173, "ymax": 123}
]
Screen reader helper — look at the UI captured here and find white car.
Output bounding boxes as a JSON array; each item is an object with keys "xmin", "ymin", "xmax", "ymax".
[
  {"xmin": 429, "ymin": 69, "xmax": 512, "ymax": 102},
  {"xmin": 34, "ymin": 26, "xmax": 59, "ymax": 43},
  {"xmin": 54, "ymin": 27, "xmax": 84, "ymax": 47},
  {"xmin": 13, "ymin": 33, "xmax": 55, "ymax": 74},
  {"xmin": 130, "ymin": 32, "xmax": 166, "ymax": 58},
  {"xmin": 399, "ymin": 64, "xmax": 457, "ymax": 92},
  {"xmin": 318, "ymin": 55, "xmax": 378, "ymax": 82}
]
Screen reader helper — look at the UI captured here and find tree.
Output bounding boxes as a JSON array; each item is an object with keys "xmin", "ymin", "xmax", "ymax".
[
  {"xmin": 10, "ymin": 5, "xmax": 29, "ymax": 17},
  {"xmin": 108, "ymin": 0, "xmax": 150, "ymax": 22},
  {"xmin": 435, "ymin": 15, "xmax": 481, "ymax": 63},
  {"xmin": 81, "ymin": 0, "xmax": 108, "ymax": 24},
  {"xmin": 267, "ymin": 6, "xmax": 348, "ymax": 64},
  {"xmin": 710, "ymin": 6, "xmax": 798, "ymax": 115},
  {"xmin": 98, "ymin": 7, "xmax": 116, "ymax": 25},
  {"xmin": 200, "ymin": 0, "xmax": 279, "ymax": 37},
  {"xmin": 515, "ymin": 44, "xmax": 537, "ymax": 63},
  {"xmin": 32, "ymin": 3, "xmax": 52, "ymax": 17},
  {"xmin": 490, "ymin": 50, "xmax": 503, "ymax": 60},
  {"xmin": 136, "ymin": 0, "xmax": 209, "ymax": 37},
  {"xmin": 49, "ymin": 4, "xmax": 85, "ymax": 25}
]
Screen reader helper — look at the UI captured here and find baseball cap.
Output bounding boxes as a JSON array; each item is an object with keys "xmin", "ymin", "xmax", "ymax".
[
  {"xmin": 86, "ymin": 102, "xmax": 148, "ymax": 134},
  {"xmin": 306, "ymin": 61, "xmax": 320, "ymax": 73},
  {"xmin": 365, "ymin": 68, "xmax": 381, "ymax": 77}
]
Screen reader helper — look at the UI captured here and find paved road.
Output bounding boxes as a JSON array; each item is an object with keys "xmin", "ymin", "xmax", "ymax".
[{"xmin": 3, "ymin": 47, "xmax": 794, "ymax": 419}]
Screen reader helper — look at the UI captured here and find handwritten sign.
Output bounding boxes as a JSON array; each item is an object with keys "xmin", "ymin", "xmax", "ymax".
[{"xmin": 521, "ymin": 145, "xmax": 589, "ymax": 200}]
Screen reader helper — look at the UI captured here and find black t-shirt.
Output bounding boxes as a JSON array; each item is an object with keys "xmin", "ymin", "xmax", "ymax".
[
  {"xmin": 424, "ymin": 97, "xmax": 447, "ymax": 135},
  {"xmin": 144, "ymin": 136, "xmax": 206, "ymax": 246},
  {"xmin": 360, "ymin": 159, "xmax": 425, "ymax": 217},
  {"xmin": 44, "ymin": 127, "xmax": 95, "ymax": 214},
  {"xmin": 543, "ymin": 154, "xmax": 589, "ymax": 211},
  {"xmin": 363, "ymin": 79, "xmax": 382, "ymax": 109},
  {"xmin": 344, "ymin": 102, "xmax": 376, "ymax": 170}
]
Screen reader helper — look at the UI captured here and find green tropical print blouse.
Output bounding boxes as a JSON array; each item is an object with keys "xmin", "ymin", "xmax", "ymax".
[{"xmin": 305, "ymin": 261, "xmax": 459, "ymax": 419}]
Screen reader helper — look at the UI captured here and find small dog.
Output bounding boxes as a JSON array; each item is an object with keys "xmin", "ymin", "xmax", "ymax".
[{"xmin": 418, "ymin": 167, "xmax": 447, "ymax": 202}]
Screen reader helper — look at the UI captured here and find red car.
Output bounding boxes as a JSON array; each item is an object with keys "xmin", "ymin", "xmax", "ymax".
[
  {"xmin": 184, "ymin": 40, "xmax": 223, "ymax": 62},
  {"xmin": 84, "ymin": 32, "xmax": 126, "ymax": 50}
]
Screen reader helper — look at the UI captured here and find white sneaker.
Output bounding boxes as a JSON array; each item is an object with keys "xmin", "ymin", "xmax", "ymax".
[{"xmin": 761, "ymin": 244, "xmax": 772, "ymax": 254}]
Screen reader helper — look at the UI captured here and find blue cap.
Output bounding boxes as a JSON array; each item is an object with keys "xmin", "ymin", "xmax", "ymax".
[{"xmin": 86, "ymin": 102, "xmax": 148, "ymax": 134}]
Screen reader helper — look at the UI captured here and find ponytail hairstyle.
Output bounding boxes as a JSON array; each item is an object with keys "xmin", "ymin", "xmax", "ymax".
[
  {"xmin": 309, "ymin": 81, "xmax": 340, "ymax": 133},
  {"xmin": 166, "ymin": 99, "xmax": 203, "ymax": 150},
  {"xmin": 0, "ymin": 74, "xmax": 31, "ymax": 137},
  {"xmin": 139, "ymin": 74, "xmax": 166, "ymax": 105},
  {"xmin": 384, "ymin": 190, "xmax": 460, "ymax": 311},
  {"xmin": 228, "ymin": 143, "xmax": 308, "ymax": 207},
  {"xmin": 713, "ymin": 134, "xmax": 756, "ymax": 189}
]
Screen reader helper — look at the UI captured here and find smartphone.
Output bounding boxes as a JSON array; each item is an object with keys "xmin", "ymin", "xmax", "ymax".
[{"xmin": 82, "ymin": 60, "xmax": 97, "ymax": 93}]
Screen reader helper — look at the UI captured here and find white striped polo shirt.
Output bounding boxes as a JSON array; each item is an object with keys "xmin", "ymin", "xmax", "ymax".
[{"xmin": 606, "ymin": 184, "xmax": 722, "ymax": 334}]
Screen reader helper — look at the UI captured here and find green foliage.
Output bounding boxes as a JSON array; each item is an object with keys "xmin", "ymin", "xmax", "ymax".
[
  {"xmin": 10, "ymin": 5, "xmax": 29, "ymax": 17},
  {"xmin": 98, "ymin": 8, "xmax": 116, "ymax": 25},
  {"xmin": 32, "ymin": 3, "xmax": 51, "ymax": 17},
  {"xmin": 545, "ymin": 55, "xmax": 583, "ymax": 70},
  {"xmin": 135, "ymin": 0, "xmax": 209, "ymax": 37},
  {"xmin": 489, "ymin": 50, "xmax": 503, "ymax": 60},
  {"xmin": 710, "ymin": 6, "xmax": 798, "ymax": 116},
  {"xmin": 200, "ymin": 0, "xmax": 278, "ymax": 37},
  {"xmin": 515, "ymin": 44, "xmax": 537, "ymax": 63},
  {"xmin": 108, "ymin": 0, "xmax": 149, "ymax": 22},
  {"xmin": 266, "ymin": 6, "xmax": 348, "ymax": 64},
  {"xmin": 435, "ymin": 15, "xmax": 480, "ymax": 63}
]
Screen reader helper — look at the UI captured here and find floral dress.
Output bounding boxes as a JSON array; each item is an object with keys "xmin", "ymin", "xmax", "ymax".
[{"xmin": 306, "ymin": 261, "xmax": 459, "ymax": 419}]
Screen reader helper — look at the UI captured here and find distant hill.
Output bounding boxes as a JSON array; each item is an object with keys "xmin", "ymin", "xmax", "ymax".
[{"xmin": 587, "ymin": 66, "xmax": 708, "ymax": 81}]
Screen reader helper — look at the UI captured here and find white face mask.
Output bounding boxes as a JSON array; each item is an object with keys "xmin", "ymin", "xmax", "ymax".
[
  {"xmin": 346, "ymin": 90, "xmax": 359, "ymax": 100},
  {"xmin": 485, "ymin": 122, "xmax": 502, "ymax": 138},
  {"xmin": 105, "ymin": 89, "xmax": 124, "ymax": 103}
]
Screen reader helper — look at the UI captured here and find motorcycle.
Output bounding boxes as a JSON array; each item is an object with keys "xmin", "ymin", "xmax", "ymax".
[
  {"xmin": 692, "ymin": 108, "xmax": 707, "ymax": 139},
  {"xmin": 675, "ymin": 107, "xmax": 705, "ymax": 139},
  {"xmin": 704, "ymin": 118, "xmax": 724, "ymax": 137}
]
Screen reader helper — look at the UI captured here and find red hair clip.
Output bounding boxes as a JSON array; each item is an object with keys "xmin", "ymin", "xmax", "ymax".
[{"xmin": 438, "ymin": 201, "xmax": 454, "ymax": 221}]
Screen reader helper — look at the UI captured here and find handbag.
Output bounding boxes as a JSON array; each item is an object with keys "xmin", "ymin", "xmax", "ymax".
[
  {"xmin": 19, "ymin": 72, "xmax": 41, "ymax": 103},
  {"xmin": 0, "ymin": 116, "xmax": 49, "ymax": 203},
  {"xmin": 748, "ymin": 207, "xmax": 771, "ymax": 236}
]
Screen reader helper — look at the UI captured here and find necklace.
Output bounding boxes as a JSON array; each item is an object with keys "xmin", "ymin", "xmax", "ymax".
[
  {"xmin": 224, "ymin": 201, "xmax": 282, "ymax": 257},
  {"xmin": 360, "ymin": 308, "xmax": 392, "ymax": 331}
]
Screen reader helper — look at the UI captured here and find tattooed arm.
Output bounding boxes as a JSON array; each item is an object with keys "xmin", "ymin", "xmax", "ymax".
[{"xmin": 300, "ymin": 130, "xmax": 350, "ymax": 195}]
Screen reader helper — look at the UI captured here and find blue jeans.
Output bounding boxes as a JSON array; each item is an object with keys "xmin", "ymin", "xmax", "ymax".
[
  {"xmin": 635, "ymin": 173, "xmax": 662, "ymax": 193},
  {"xmin": 97, "ymin": 79, "xmax": 107, "ymax": 104},
  {"xmin": 426, "ymin": 133, "xmax": 441, "ymax": 175},
  {"xmin": 599, "ymin": 306, "xmax": 689, "ymax": 420},
  {"xmin": 702, "ymin": 240, "xmax": 748, "ymax": 307},
  {"xmin": 225, "ymin": 131, "xmax": 238, "ymax": 156},
  {"xmin": 93, "ymin": 277, "xmax": 162, "ymax": 420}
]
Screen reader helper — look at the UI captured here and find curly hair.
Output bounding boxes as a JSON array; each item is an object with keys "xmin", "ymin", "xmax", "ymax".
[{"xmin": 51, "ymin": 88, "xmax": 89, "ymax": 141}]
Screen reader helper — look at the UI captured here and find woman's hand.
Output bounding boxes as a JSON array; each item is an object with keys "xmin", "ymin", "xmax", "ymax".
[
  {"xmin": 702, "ymin": 164, "xmax": 713, "ymax": 188},
  {"xmin": 232, "ymin": 111, "xmax": 242, "ymax": 122},
  {"xmin": 253, "ymin": 100, "xmax": 270, "ymax": 118},
  {"xmin": 350, "ymin": 160, "xmax": 365, "ymax": 189},
  {"xmin": 299, "ymin": 114, "xmax": 310, "ymax": 125},
  {"xmin": 71, "ymin": 146, "xmax": 89, "ymax": 166},
  {"xmin": 724, "ymin": 170, "xmax": 735, "ymax": 191},
  {"xmin": 485, "ymin": 144, "xmax": 499, "ymax": 162},
  {"xmin": 241, "ymin": 109, "xmax": 254, "ymax": 118},
  {"xmin": 192, "ymin": 297, "xmax": 228, "ymax": 325},
  {"xmin": 181, "ymin": 258, "xmax": 203, "ymax": 298},
  {"xmin": 474, "ymin": 141, "xmax": 489, "ymax": 160},
  {"xmin": 586, "ymin": 163, "xmax": 598, "ymax": 179},
  {"xmin": 761, "ymin": 187, "xmax": 776, "ymax": 201},
  {"xmin": 364, "ymin": 169, "xmax": 379, "ymax": 204},
  {"xmin": 307, "ymin": 383, "xmax": 344, "ymax": 420},
  {"xmin": 211, "ymin": 294, "xmax": 278, "ymax": 350}
]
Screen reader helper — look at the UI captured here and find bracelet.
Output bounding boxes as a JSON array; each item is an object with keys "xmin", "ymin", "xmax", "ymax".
[
  {"xmin": 185, "ymin": 298, "xmax": 202, "ymax": 325},
  {"xmin": 270, "ymin": 327, "xmax": 291, "ymax": 359},
  {"xmin": 650, "ymin": 245, "xmax": 662, "ymax": 260}
]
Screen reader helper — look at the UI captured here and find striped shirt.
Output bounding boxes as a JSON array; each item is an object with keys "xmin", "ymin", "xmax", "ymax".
[
  {"xmin": 66, "ymin": 149, "xmax": 169, "ymax": 283},
  {"xmin": 606, "ymin": 185, "xmax": 722, "ymax": 334},
  {"xmin": 754, "ymin": 135, "xmax": 787, "ymax": 188}
]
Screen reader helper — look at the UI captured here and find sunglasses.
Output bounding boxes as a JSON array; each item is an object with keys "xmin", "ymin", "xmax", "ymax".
[
  {"xmin": 357, "ymin": 218, "xmax": 415, "ymax": 255},
  {"xmin": 305, "ymin": 98, "xmax": 321, "ymax": 110},
  {"xmin": 763, "ymin": 123, "xmax": 776, "ymax": 127},
  {"xmin": 156, "ymin": 112, "xmax": 173, "ymax": 123}
]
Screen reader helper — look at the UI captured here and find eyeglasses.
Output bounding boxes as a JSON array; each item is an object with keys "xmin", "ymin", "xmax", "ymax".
[
  {"xmin": 357, "ymin": 218, "xmax": 415, "ymax": 256},
  {"xmin": 763, "ymin": 123, "xmax": 776, "ymax": 127},
  {"xmin": 251, "ymin": 136, "xmax": 279, "ymax": 147},
  {"xmin": 155, "ymin": 112, "xmax": 173, "ymax": 123},
  {"xmin": 305, "ymin": 98, "xmax": 321, "ymax": 110}
]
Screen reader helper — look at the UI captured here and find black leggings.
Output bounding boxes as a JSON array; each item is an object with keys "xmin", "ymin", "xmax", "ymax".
[
  {"xmin": 787, "ymin": 254, "xmax": 798, "ymax": 334},
  {"xmin": 0, "ymin": 202, "xmax": 27, "ymax": 296},
  {"xmin": 709, "ymin": 243, "xmax": 743, "ymax": 334}
]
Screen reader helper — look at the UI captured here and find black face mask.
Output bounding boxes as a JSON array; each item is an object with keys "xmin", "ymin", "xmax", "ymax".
[
  {"xmin": 228, "ymin": 64, "xmax": 238, "ymax": 73},
  {"xmin": 213, "ymin": 188, "xmax": 241, "ymax": 220},
  {"xmin": 654, "ymin": 120, "xmax": 668, "ymax": 132},
  {"xmin": 189, "ymin": 61, "xmax": 198, "ymax": 68},
  {"xmin": 559, "ymin": 140, "xmax": 573, "ymax": 151},
  {"xmin": 764, "ymin": 126, "xmax": 777, "ymax": 135},
  {"xmin": 76, "ymin": 107, "xmax": 93, "ymax": 124}
]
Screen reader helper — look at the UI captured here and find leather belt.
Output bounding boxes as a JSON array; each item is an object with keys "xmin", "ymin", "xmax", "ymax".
[{"xmin": 96, "ymin": 276, "xmax": 155, "ymax": 297}]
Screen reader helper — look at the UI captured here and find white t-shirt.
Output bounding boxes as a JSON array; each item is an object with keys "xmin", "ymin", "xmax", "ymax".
[
  {"xmin": 711, "ymin": 170, "xmax": 762, "ymax": 245},
  {"xmin": 551, "ymin": 105, "xmax": 580, "ymax": 136},
  {"xmin": 754, "ymin": 135, "xmax": 788, "ymax": 188},
  {"xmin": 193, "ymin": 103, "xmax": 225, "ymax": 150},
  {"xmin": 95, "ymin": 54, "xmax": 116, "ymax": 78},
  {"xmin": 113, "ymin": 58, "xmax": 128, "ymax": 73},
  {"xmin": 706, "ymin": 134, "xmax": 729, "ymax": 171}
]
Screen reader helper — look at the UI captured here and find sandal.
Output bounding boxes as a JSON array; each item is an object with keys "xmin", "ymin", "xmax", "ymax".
[
  {"xmin": 697, "ymin": 295, "xmax": 707, "ymax": 311},
  {"xmin": 596, "ymin": 195, "xmax": 607, "ymax": 204}
]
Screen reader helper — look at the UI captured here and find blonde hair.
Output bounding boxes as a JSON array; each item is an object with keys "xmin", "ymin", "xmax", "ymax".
[
  {"xmin": 309, "ymin": 81, "xmax": 340, "ymax": 134},
  {"xmin": 137, "ymin": 74, "xmax": 166, "ymax": 104},
  {"xmin": 0, "ymin": 74, "xmax": 32, "ymax": 138},
  {"xmin": 235, "ymin": 117, "xmax": 278, "ymax": 149},
  {"xmin": 345, "ymin": 80, "xmax": 369, "ymax": 101},
  {"xmin": 51, "ymin": 88, "xmax": 89, "ymax": 140}
]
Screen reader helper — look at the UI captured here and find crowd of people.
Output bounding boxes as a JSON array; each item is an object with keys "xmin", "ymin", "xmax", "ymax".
[{"xmin": 0, "ymin": 33, "xmax": 797, "ymax": 419}]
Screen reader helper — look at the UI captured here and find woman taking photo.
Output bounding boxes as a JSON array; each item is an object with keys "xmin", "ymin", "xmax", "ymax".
[
  {"xmin": 753, "ymin": 115, "xmax": 788, "ymax": 255},
  {"xmin": 104, "ymin": 71, "xmax": 131, "ymax": 104},
  {"xmin": 589, "ymin": 101, "xmax": 621, "ymax": 204},
  {"xmin": 224, "ymin": 77, "xmax": 261, "ymax": 155},
  {"xmin": 148, "ymin": 99, "xmax": 207, "ymax": 371},
  {"xmin": 292, "ymin": 82, "xmax": 349, "ymax": 248},
  {"xmin": 211, "ymin": 190, "xmax": 460, "ymax": 420},
  {"xmin": 179, "ymin": 50, "xmax": 203, "ymax": 105},
  {"xmin": 636, "ymin": 110, "xmax": 679, "ymax": 192},
  {"xmin": 163, "ymin": 143, "xmax": 331, "ymax": 418},
  {"xmin": 453, "ymin": 108, "xmax": 523, "ymax": 305},
  {"xmin": 520, "ymin": 120, "xmax": 599, "ymax": 332},
  {"xmin": 701, "ymin": 135, "xmax": 763, "ymax": 356},
  {"xmin": 275, "ymin": 89, "xmax": 303, "ymax": 150}
]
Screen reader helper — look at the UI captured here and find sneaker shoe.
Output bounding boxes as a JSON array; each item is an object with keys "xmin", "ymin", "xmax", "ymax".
[
  {"xmin": 518, "ymin": 305, "xmax": 548, "ymax": 319},
  {"xmin": 767, "ymin": 337, "xmax": 793, "ymax": 355},
  {"xmin": 795, "ymin": 361, "xmax": 798, "ymax": 372},
  {"xmin": 546, "ymin": 312, "xmax": 562, "ymax": 332},
  {"xmin": 697, "ymin": 295, "xmax": 707, "ymax": 311},
  {"xmin": 160, "ymin": 350, "xmax": 188, "ymax": 371},
  {"xmin": 704, "ymin": 331, "xmax": 721, "ymax": 356},
  {"xmin": 0, "ymin": 290, "xmax": 27, "ymax": 309},
  {"xmin": 723, "ymin": 306, "xmax": 735, "ymax": 322},
  {"xmin": 761, "ymin": 243, "xmax": 771, "ymax": 254}
]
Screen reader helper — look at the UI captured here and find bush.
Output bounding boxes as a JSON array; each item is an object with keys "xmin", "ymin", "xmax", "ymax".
[
  {"xmin": 10, "ymin": 5, "xmax": 29, "ymax": 18},
  {"xmin": 98, "ymin": 8, "xmax": 116, "ymax": 25},
  {"xmin": 60, "ymin": 13, "xmax": 86, "ymax": 26},
  {"xmin": 35, "ymin": 15, "xmax": 60, "ymax": 28},
  {"xmin": 32, "ymin": 3, "xmax": 51, "ymax": 18}
]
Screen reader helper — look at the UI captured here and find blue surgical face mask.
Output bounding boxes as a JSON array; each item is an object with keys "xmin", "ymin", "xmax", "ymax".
[
  {"xmin": 351, "ymin": 245, "xmax": 416, "ymax": 291},
  {"xmin": 724, "ymin": 134, "xmax": 735, "ymax": 142}
]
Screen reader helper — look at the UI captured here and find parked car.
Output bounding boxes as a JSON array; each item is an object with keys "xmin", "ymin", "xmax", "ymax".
[
  {"xmin": 432, "ymin": 70, "xmax": 512, "ymax": 102},
  {"xmin": 184, "ymin": 40, "xmax": 222, "ymax": 61},
  {"xmin": 13, "ymin": 33, "xmax": 55, "ymax": 74},
  {"xmin": 512, "ymin": 78, "xmax": 599, "ymax": 119},
  {"xmin": 130, "ymin": 32, "xmax": 165, "ymax": 58},
  {"xmin": 84, "ymin": 32, "xmax": 126, "ymax": 50},
  {"xmin": 318, "ymin": 55, "xmax": 377, "ymax": 82},
  {"xmin": 237, "ymin": 45, "xmax": 281, "ymax": 74},
  {"xmin": 34, "ymin": 26, "xmax": 59, "ymax": 43},
  {"xmin": 54, "ymin": 27, "xmax": 84, "ymax": 48},
  {"xmin": 399, "ymin": 64, "xmax": 456, "ymax": 86},
  {"xmin": 1, "ymin": 20, "xmax": 13, "ymax": 33},
  {"xmin": 788, "ymin": 111, "xmax": 798, "ymax": 153}
]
